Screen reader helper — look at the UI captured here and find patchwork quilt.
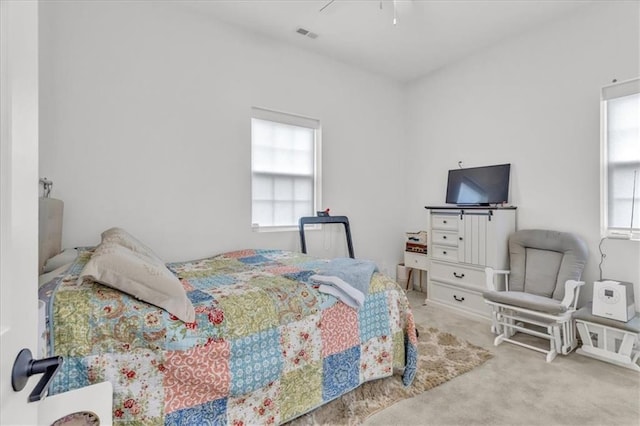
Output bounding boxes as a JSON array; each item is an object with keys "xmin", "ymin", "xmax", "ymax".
[{"xmin": 40, "ymin": 249, "xmax": 418, "ymax": 425}]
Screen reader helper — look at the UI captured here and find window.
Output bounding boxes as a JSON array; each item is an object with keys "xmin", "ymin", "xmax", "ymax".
[
  {"xmin": 601, "ymin": 77, "xmax": 640, "ymax": 239},
  {"xmin": 251, "ymin": 107, "xmax": 321, "ymax": 230}
]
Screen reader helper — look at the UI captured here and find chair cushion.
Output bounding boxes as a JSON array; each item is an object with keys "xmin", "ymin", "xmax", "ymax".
[
  {"xmin": 483, "ymin": 290, "xmax": 568, "ymax": 314},
  {"xmin": 523, "ymin": 248, "xmax": 563, "ymax": 297},
  {"xmin": 509, "ymin": 230, "xmax": 588, "ymax": 301}
]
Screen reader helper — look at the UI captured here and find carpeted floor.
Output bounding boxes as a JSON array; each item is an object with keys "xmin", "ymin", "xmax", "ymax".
[
  {"xmin": 289, "ymin": 326, "xmax": 493, "ymax": 425},
  {"xmin": 366, "ymin": 291, "xmax": 640, "ymax": 426}
]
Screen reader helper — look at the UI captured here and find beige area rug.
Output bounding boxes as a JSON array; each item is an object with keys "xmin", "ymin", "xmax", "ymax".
[{"xmin": 288, "ymin": 326, "xmax": 493, "ymax": 426}]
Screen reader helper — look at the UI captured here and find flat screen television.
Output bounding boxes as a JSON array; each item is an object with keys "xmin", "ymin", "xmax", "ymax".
[{"xmin": 446, "ymin": 163, "xmax": 511, "ymax": 206}]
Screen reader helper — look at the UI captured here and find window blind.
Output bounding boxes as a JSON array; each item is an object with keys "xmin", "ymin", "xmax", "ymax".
[
  {"xmin": 601, "ymin": 78, "xmax": 640, "ymax": 238},
  {"xmin": 251, "ymin": 108, "xmax": 320, "ymax": 230}
]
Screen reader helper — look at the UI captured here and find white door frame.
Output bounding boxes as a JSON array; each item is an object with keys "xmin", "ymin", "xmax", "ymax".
[{"xmin": 0, "ymin": 0, "xmax": 40, "ymax": 424}]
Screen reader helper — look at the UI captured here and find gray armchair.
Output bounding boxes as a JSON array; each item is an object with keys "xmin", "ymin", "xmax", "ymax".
[{"xmin": 483, "ymin": 229, "xmax": 588, "ymax": 362}]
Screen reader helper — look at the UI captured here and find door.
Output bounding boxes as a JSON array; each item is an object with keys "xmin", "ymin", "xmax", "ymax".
[
  {"xmin": 460, "ymin": 212, "xmax": 489, "ymax": 266},
  {"xmin": 0, "ymin": 0, "xmax": 40, "ymax": 424}
]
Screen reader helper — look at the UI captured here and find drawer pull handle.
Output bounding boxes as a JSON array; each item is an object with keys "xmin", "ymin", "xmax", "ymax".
[
  {"xmin": 443, "ymin": 236, "xmax": 447, "ymax": 240},
  {"xmin": 453, "ymin": 295, "xmax": 465, "ymax": 302},
  {"xmin": 442, "ymin": 251, "xmax": 447, "ymax": 255},
  {"xmin": 459, "ymin": 237, "xmax": 463, "ymax": 241},
  {"xmin": 443, "ymin": 220, "xmax": 447, "ymax": 224},
  {"xmin": 453, "ymin": 272, "xmax": 465, "ymax": 279}
]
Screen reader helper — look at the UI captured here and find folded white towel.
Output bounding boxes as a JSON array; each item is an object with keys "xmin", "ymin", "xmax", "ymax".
[{"xmin": 311, "ymin": 274, "xmax": 365, "ymax": 309}]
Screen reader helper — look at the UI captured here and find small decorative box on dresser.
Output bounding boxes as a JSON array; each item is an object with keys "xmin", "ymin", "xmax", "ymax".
[{"xmin": 425, "ymin": 206, "xmax": 517, "ymax": 318}]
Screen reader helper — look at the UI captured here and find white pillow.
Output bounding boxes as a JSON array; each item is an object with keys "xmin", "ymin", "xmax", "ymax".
[
  {"xmin": 39, "ymin": 262, "xmax": 72, "ymax": 287},
  {"xmin": 78, "ymin": 242, "xmax": 195, "ymax": 323},
  {"xmin": 101, "ymin": 227, "xmax": 164, "ymax": 264},
  {"xmin": 43, "ymin": 248, "xmax": 78, "ymax": 273}
]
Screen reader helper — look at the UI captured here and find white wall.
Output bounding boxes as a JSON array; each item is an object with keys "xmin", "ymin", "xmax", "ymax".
[
  {"xmin": 39, "ymin": 1, "xmax": 408, "ymax": 275},
  {"xmin": 405, "ymin": 1, "xmax": 640, "ymax": 305},
  {"xmin": 40, "ymin": 1, "xmax": 640, "ymax": 299}
]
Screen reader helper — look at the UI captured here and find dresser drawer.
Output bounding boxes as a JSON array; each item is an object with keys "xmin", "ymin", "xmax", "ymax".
[
  {"xmin": 430, "ymin": 262, "xmax": 485, "ymax": 290},
  {"xmin": 431, "ymin": 214, "xmax": 458, "ymax": 231},
  {"xmin": 404, "ymin": 252, "xmax": 429, "ymax": 270},
  {"xmin": 431, "ymin": 246, "xmax": 458, "ymax": 262},
  {"xmin": 432, "ymin": 230, "xmax": 458, "ymax": 247},
  {"xmin": 429, "ymin": 282, "xmax": 490, "ymax": 317}
]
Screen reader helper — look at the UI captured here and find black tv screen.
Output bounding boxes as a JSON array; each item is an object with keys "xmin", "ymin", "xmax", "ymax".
[{"xmin": 446, "ymin": 164, "xmax": 511, "ymax": 206}]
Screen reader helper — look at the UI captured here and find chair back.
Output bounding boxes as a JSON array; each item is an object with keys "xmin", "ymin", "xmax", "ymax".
[{"xmin": 508, "ymin": 230, "xmax": 588, "ymax": 301}]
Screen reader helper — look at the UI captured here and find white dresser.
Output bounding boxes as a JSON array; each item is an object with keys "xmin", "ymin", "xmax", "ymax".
[{"xmin": 425, "ymin": 207, "xmax": 516, "ymax": 318}]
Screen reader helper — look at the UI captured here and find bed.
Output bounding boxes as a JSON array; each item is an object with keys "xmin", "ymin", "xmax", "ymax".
[{"xmin": 38, "ymin": 229, "xmax": 418, "ymax": 425}]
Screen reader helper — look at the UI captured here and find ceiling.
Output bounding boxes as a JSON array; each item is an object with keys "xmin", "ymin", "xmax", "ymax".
[{"xmin": 180, "ymin": 0, "xmax": 593, "ymax": 83}]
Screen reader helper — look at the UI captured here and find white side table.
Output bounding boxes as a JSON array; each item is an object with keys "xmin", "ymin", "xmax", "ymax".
[
  {"xmin": 574, "ymin": 302, "xmax": 640, "ymax": 372},
  {"xmin": 404, "ymin": 252, "xmax": 429, "ymax": 292}
]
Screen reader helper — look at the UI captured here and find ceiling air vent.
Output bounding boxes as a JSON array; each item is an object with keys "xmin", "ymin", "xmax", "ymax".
[{"xmin": 296, "ymin": 27, "xmax": 318, "ymax": 39}]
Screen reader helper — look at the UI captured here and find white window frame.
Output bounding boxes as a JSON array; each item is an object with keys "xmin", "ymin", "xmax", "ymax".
[
  {"xmin": 250, "ymin": 106, "xmax": 322, "ymax": 232},
  {"xmin": 600, "ymin": 77, "xmax": 640, "ymax": 240}
]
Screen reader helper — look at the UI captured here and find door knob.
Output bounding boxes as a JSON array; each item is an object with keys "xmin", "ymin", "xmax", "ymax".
[{"xmin": 12, "ymin": 348, "xmax": 63, "ymax": 402}]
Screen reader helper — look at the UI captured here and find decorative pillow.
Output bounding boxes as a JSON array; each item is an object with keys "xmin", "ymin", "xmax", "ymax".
[
  {"xmin": 100, "ymin": 227, "xmax": 164, "ymax": 264},
  {"xmin": 77, "ymin": 242, "xmax": 195, "ymax": 323}
]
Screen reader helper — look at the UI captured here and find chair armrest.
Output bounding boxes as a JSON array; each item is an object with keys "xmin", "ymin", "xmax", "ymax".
[
  {"xmin": 560, "ymin": 280, "xmax": 585, "ymax": 309},
  {"xmin": 485, "ymin": 267, "xmax": 510, "ymax": 292}
]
